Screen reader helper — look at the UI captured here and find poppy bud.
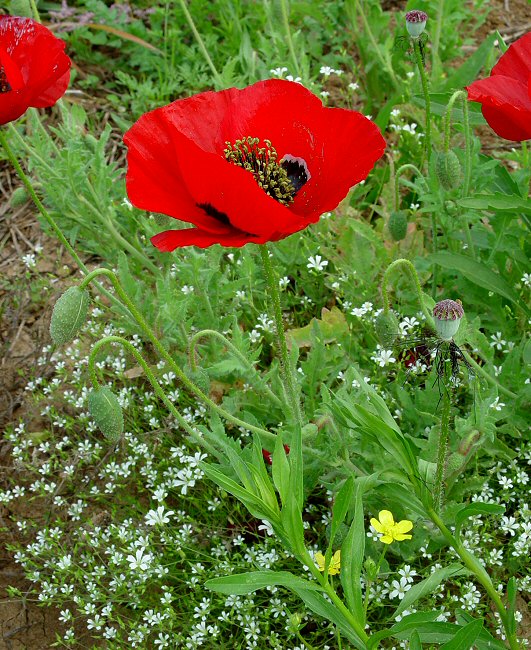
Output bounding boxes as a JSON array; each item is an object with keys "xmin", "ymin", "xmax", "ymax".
[
  {"xmin": 10, "ymin": 186, "xmax": 29, "ymax": 207},
  {"xmin": 445, "ymin": 200, "xmax": 458, "ymax": 216},
  {"xmin": 50, "ymin": 286, "xmax": 90, "ymax": 346},
  {"xmin": 433, "ymin": 298, "xmax": 464, "ymax": 341},
  {"xmin": 446, "ymin": 452, "xmax": 466, "ymax": 474},
  {"xmin": 374, "ymin": 311, "xmax": 399, "ymax": 348},
  {"xmin": 405, "ymin": 10, "xmax": 428, "ymax": 39},
  {"xmin": 88, "ymin": 387, "xmax": 124, "ymax": 442},
  {"xmin": 436, "ymin": 151, "xmax": 462, "ymax": 190},
  {"xmin": 387, "ymin": 210, "xmax": 408, "ymax": 241}
]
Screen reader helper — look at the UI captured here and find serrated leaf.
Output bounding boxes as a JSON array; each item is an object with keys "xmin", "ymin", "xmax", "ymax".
[{"xmin": 286, "ymin": 306, "xmax": 348, "ymax": 349}]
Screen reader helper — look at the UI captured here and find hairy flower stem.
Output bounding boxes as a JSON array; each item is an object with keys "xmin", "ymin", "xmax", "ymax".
[
  {"xmin": 189, "ymin": 329, "xmax": 283, "ymax": 407},
  {"xmin": 29, "ymin": 0, "xmax": 41, "ymax": 21},
  {"xmin": 428, "ymin": 508, "xmax": 519, "ymax": 650},
  {"xmin": 413, "ymin": 39, "xmax": 432, "ymax": 161},
  {"xmin": 259, "ymin": 245, "xmax": 303, "ymax": 428},
  {"xmin": 88, "ymin": 336, "xmax": 219, "ymax": 455},
  {"xmin": 433, "ymin": 364, "xmax": 452, "ymax": 512},
  {"xmin": 394, "ymin": 163, "xmax": 429, "ymax": 211},
  {"xmin": 79, "ymin": 268, "xmax": 277, "ymax": 443},
  {"xmin": 381, "ymin": 258, "xmax": 433, "ymax": 324},
  {"xmin": 177, "ymin": 0, "xmax": 223, "ymax": 87},
  {"xmin": 444, "ymin": 90, "xmax": 476, "ymax": 257},
  {"xmin": 279, "ymin": 0, "xmax": 301, "ymax": 78}
]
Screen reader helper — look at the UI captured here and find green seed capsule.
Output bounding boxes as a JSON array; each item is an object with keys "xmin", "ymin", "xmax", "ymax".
[
  {"xmin": 50, "ymin": 286, "xmax": 90, "ymax": 346},
  {"xmin": 10, "ymin": 186, "xmax": 29, "ymax": 207},
  {"xmin": 387, "ymin": 210, "xmax": 408, "ymax": 241},
  {"xmin": 374, "ymin": 311, "xmax": 399, "ymax": 348},
  {"xmin": 436, "ymin": 150, "xmax": 462, "ymax": 190},
  {"xmin": 88, "ymin": 387, "xmax": 124, "ymax": 442}
]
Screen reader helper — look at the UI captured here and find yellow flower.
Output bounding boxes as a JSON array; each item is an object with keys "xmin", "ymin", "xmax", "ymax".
[
  {"xmin": 315, "ymin": 550, "xmax": 341, "ymax": 575},
  {"xmin": 370, "ymin": 510, "xmax": 413, "ymax": 544}
]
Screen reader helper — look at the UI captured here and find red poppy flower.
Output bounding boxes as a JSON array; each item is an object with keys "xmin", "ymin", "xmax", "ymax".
[
  {"xmin": 124, "ymin": 79, "xmax": 385, "ymax": 250},
  {"xmin": 466, "ymin": 32, "xmax": 531, "ymax": 142},
  {"xmin": 0, "ymin": 15, "xmax": 71, "ymax": 126}
]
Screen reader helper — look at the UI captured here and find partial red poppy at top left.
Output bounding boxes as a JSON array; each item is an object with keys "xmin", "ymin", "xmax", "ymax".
[
  {"xmin": 0, "ymin": 15, "xmax": 71, "ymax": 125},
  {"xmin": 467, "ymin": 32, "xmax": 531, "ymax": 142},
  {"xmin": 124, "ymin": 79, "xmax": 386, "ymax": 250}
]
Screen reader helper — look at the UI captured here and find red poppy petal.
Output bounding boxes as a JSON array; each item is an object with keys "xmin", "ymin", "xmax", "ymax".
[
  {"xmin": 467, "ymin": 75, "xmax": 531, "ymax": 141},
  {"xmin": 0, "ymin": 91, "xmax": 29, "ymax": 125},
  {"xmin": 124, "ymin": 110, "xmax": 233, "ymax": 235},
  {"xmin": 32, "ymin": 69, "xmax": 71, "ymax": 108},
  {"xmin": 490, "ymin": 32, "xmax": 531, "ymax": 85},
  {"xmin": 151, "ymin": 228, "xmax": 264, "ymax": 251}
]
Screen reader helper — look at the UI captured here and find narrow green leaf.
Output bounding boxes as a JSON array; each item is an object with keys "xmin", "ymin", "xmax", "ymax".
[
  {"xmin": 440, "ymin": 32, "xmax": 497, "ymax": 92},
  {"xmin": 330, "ymin": 477, "xmax": 354, "ymax": 546},
  {"xmin": 439, "ymin": 618, "xmax": 484, "ymax": 650},
  {"xmin": 340, "ymin": 486, "xmax": 365, "ymax": 624},
  {"xmin": 412, "ymin": 93, "xmax": 486, "ymax": 125},
  {"xmin": 410, "ymin": 629, "xmax": 422, "ymax": 650},
  {"xmin": 506, "ymin": 577, "xmax": 517, "ymax": 636},
  {"xmin": 394, "ymin": 563, "xmax": 464, "ymax": 618},
  {"xmin": 205, "ymin": 570, "xmax": 321, "ymax": 595},
  {"xmin": 271, "ymin": 432, "xmax": 290, "ymax": 506},
  {"xmin": 459, "ymin": 193, "xmax": 531, "ymax": 214}
]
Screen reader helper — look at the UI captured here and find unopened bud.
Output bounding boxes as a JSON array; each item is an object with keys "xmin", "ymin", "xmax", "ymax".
[
  {"xmin": 436, "ymin": 151, "xmax": 462, "ymax": 190},
  {"xmin": 364, "ymin": 557, "xmax": 379, "ymax": 581},
  {"xmin": 88, "ymin": 387, "xmax": 124, "ymax": 442},
  {"xmin": 405, "ymin": 10, "xmax": 428, "ymax": 39},
  {"xmin": 446, "ymin": 452, "xmax": 466, "ymax": 474},
  {"xmin": 388, "ymin": 210, "xmax": 408, "ymax": 241},
  {"xmin": 374, "ymin": 311, "xmax": 399, "ymax": 348},
  {"xmin": 433, "ymin": 299, "xmax": 464, "ymax": 341},
  {"xmin": 10, "ymin": 186, "xmax": 29, "ymax": 207},
  {"xmin": 50, "ymin": 286, "xmax": 90, "ymax": 345}
]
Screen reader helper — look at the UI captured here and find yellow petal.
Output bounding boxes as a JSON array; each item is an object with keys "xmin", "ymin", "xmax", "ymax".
[
  {"xmin": 378, "ymin": 510, "xmax": 395, "ymax": 527},
  {"xmin": 380, "ymin": 534, "xmax": 393, "ymax": 544},
  {"xmin": 394, "ymin": 533, "xmax": 413, "ymax": 541},
  {"xmin": 370, "ymin": 517, "xmax": 384, "ymax": 533},
  {"xmin": 394, "ymin": 519, "xmax": 413, "ymax": 534},
  {"xmin": 315, "ymin": 552, "xmax": 325, "ymax": 571},
  {"xmin": 331, "ymin": 550, "xmax": 341, "ymax": 569}
]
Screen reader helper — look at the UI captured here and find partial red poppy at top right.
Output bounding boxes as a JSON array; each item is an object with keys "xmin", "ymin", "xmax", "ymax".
[{"xmin": 466, "ymin": 32, "xmax": 531, "ymax": 142}]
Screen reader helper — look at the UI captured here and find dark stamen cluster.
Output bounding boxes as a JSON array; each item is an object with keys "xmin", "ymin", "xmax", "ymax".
[
  {"xmin": 0, "ymin": 67, "xmax": 12, "ymax": 93},
  {"xmin": 224, "ymin": 137, "xmax": 296, "ymax": 206}
]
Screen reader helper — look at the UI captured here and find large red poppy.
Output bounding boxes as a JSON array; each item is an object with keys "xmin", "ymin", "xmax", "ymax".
[
  {"xmin": 0, "ymin": 15, "xmax": 71, "ymax": 125},
  {"xmin": 466, "ymin": 32, "xmax": 531, "ymax": 142},
  {"xmin": 124, "ymin": 79, "xmax": 386, "ymax": 250}
]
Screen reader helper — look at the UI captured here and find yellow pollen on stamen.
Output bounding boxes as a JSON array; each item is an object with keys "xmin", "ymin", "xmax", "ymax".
[{"xmin": 224, "ymin": 136, "xmax": 296, "ymax": 206}]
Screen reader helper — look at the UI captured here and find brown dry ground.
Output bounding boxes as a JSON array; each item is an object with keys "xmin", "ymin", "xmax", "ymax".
[{"xmin": 1, "ymin": 1, "xmax": 530, "ymax": 647}]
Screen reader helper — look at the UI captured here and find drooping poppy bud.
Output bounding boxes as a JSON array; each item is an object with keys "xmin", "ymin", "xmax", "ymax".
[
  {"xmin": 433, "ymin": 299, "xmax": 464, "ymax": 341},
  {"xmin": 405, "ymin": 10, "xmax": 428, "ymax": 39},
  {"xmin": 88, "ymin": 387, "xmax": 124, "ymax": 442},
  {"xmin": 50, "ymin": 286, "xmax": 90, "ymax": 346},
  {"xmin": 436, "ymin": 150, "xmax": 462, "ymax": 190},
  {"xmin": 374, "ymin": 311, "xmax": 399, "ymax": 348},
  {"xmin": 387, "ymin": 210, "xmax": 408, "ymax": 241}
]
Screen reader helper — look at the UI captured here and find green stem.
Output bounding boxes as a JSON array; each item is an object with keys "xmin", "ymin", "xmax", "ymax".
[
  {"xmin": 428, "ymin": 508, "xmax": 520, "ymax": 650},
  {"xmin": 431, "ymin": 0, "xmax": 444, "ymax": 80},
  {"xmin": 353, "ymin": 0, "xmax": 398, "ymax": 88},
  {"xmin": 176, "ymin": 0, "xmax": 223, "ymax": 87},
  {"xmin": 79, "ymin": 268, "xmax": 277, "ymax": 443},
  {"xmin": 189, "ymin": 329, "xmax": 283, "ymax": 407},
  {"xmin": 434, "ymin": 365, "xmax": 452, "ymax": 512},
  {"xmin": 259, "ymin": 245, "xmax": 302, "ymax": 427},
  {"xmin": 88, "ymin": 336, "xmax": 218, "ymax": 454},
  {"xmin": 394, "ymin": 163, "xmax": 429, "ymax": 211},
  {"xmin": 381, "ymin": 258, "xmax": 432, "ymax": 324},
  {"xmin": 462, "ymin": 351, "xmax": 517, "ymax": 400},
  {"xmin": 413, "ymin": 38, "xmax": 432, "ymax": 161},
  {"xmin": 29, "ymin": 0, "xmax": 41, "ymax": 21},
  {"xmin": 279, "ymin": 0, "xmax": 301, "ymax": 77},
  {"xmin": 363, "ymin": 546, "xmax": 387, "ymax": 617}
]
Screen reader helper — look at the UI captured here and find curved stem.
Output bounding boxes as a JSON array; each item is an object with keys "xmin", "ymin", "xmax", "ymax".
[
  {"xmin": 88, "ymin": 336, "xmax": 217, "ymax": 453},
  {"xmin": 259, "ymin": 245, "xmax": 302, "ymax": 427},
  {"xmin": 381, "ymin": 258, "xmax": 432, "ymax": 324},
  {"xmin": 428, "ymin": 507, "xmax": 519, "ymax": 650},
  {"xmin": 462, "ymin": 351, "xmax": 517, "ymax": 400},
  {"xmin": 177, "ymin": 0, "xmax": 223, "ymax": 87},
  {"xmin": 279, "ymin": 0, "xmax": 301, "ymax": 77},
  {"xmin": 413, "ymin": 38, "xmax": 432, "ymax": 161},
  {"xmin": 189, "ymin": 329, "xmax": 283, "ymax": 407},
  {"xmin": 79, "ymin": 268, "xmax": 277, "ymax": 442},
  {"xmin": 394, "ymin": 163, "xmax": 429, "ymax": 210}
]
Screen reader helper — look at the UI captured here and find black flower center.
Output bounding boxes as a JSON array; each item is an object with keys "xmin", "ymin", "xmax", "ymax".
[
  {"xmin": 0, "ymin": 66, "xmax": 12, "ymax": 94},
  {"xmin": 224, "ymin": 137, "xmax": 309, "ymax": 206}
]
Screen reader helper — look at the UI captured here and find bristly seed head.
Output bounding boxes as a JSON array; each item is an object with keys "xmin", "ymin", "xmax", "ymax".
[
  {"xmin": 224, "ymin": 136, "xmax": 309, "ymax": 206},
  {"xmin": 0, "ymin": 66, "xmax": 12, "ymax": 93},
  {"xmin": 405, "ymin": 10, "xmax": 428, "ymax": 39}
]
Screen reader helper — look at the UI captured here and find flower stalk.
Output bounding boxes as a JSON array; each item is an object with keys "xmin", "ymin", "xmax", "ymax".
[
  {"xmin": 433, "ymin": 362, "xmax": 452, "ymax": 512},
  {"xmin": 412, "ymin": 38, "xmax": 432, "ymax": 160},
  {"xmin": 381, "ymin": 258, "xmax": 432, "ymax": 324}
]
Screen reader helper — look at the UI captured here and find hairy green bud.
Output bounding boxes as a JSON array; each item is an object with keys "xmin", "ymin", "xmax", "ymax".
[
  {"xmin": 388, "ymin": 210, "xmax": 408, "ymax": 241},
  {"xmin": 88, "ymin": 387, "xmax": 124, "ymax": 442},
  {"xmin": 364, "ymin": 557, "xmax": 379, "ymax": 582},
  {"xmin": 50, "ymin": 286, "xmax": 90, "ymax": 346},
  {"xmin": 10, "ymin": 186, "xmax": 29, "ymax": 208},
  {"xmin": 374, "ymin": 311, "xmax": 399, "ymax": 348},
  {"xmin": 446, "ymin": 452, "xmax": 466, "ymax": 474},
  {"xmin": 436, "ymin": 150, "xmax": 462, "ymax": 190}
]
